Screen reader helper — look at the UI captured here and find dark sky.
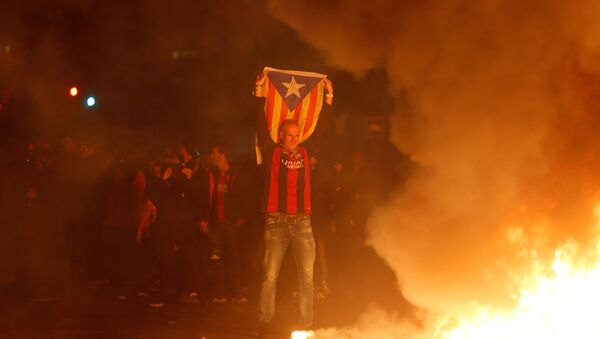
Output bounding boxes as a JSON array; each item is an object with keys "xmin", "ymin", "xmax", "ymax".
[{"xmin": 0, "ymin": 0, "xmax": 393, "ymax": 157}]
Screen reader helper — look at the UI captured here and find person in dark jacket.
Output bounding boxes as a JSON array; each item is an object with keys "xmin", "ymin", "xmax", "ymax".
[
  {"xmin": 138, "ymin": 160, "xmax": 177, "ymax": 307},
  {"xmin": 171, "ymin": 144, "xmax": 208, "ymax": 303},
  {"xmin": 200, "ymin": 144, "xmax": 246, "ymax": 302}
]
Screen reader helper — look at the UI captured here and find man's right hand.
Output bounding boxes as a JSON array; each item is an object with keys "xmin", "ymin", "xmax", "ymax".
[
  {"xmin": 181, "ymin": 167, "xmax": 193, "ymax": 180},
  {"xmin": 199, "ymin": 220, "xmax": 209, "ymax": 233},
  {"xmin": 255, "ymin": 72, "xmax": 267, "ymax": 86},
  {"xmin": 136, "ymin": 229, "xmax": 145, "ymax": 245}
]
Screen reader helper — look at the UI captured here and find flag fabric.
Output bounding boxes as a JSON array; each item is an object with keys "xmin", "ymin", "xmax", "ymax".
[{"xmin": 255, "ymin": 67, "xmax": 327, "ymax": 143}]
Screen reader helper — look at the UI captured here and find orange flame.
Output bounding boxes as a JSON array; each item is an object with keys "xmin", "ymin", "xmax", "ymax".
[
  {"xmin": 432, "ymin": 204, "xmax": 600, "ymax": 338},
  {"xmin": 291, "ymin": 330, "xmax": 314, "ymax": 339},
  {"xmin": 312, "ymin": 204, "xmax": 600, "ymax": 338}
]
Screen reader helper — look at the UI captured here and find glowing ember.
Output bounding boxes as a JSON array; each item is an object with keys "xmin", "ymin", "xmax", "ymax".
[{"xmin": 291, "ymin": 330, "xmax": 314, "ymax": 339}]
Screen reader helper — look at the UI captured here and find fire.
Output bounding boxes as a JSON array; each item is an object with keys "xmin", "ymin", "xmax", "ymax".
[
  {"xmin": 311, "ymin": 205, "xmax": 600, "ymax": 339},
  {"xmin": 435, "ymin": 246, "xmax": 600, "ymax": 339},
  {"xmin": 431, "ymin": 205, "xmax": 600, "ymax": 339},
  {"xmin": 291, "ymin": 330, "xmax": 314, "ymax": 339}
]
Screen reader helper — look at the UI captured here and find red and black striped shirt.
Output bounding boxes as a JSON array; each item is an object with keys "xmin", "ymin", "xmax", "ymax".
[{"xmin": 265, "ymin": 146, "xmax": 311, "ymax": 214}]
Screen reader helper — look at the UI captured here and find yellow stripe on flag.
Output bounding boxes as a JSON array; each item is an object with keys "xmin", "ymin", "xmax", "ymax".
[
  {"xmin": 299, "ymin": 80, "xmax": 324, "ymax": 143},
  {"xmin": 297, "ymin": 97, "xmax": 309, "ymax": 139}
]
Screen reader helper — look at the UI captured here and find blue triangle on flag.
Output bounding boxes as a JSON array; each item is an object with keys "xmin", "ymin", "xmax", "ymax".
[{"xmin": 268, "ymin": 71, "xmax": 322, "ymax": 111}]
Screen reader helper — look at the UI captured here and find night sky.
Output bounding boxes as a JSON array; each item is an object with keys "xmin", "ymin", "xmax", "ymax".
[{"xmin": 1, "ymin": 0, "xmax": 393, "ymax": 159}]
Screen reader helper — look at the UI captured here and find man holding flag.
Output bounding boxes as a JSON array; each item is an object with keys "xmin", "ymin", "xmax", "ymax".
[{"xmin": 254, "ymin": 68, "xmax": 333, "ymax": 333}]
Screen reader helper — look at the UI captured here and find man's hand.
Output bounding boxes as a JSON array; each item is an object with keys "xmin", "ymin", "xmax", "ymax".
[
  {"xmin": 324, "ymin": 78, "xmax": 333, "ymax": 105},
  {"xmin": 136, "ymin": 228, "xmax": 145, "ymax": 245},
  {"xmin": 146, "ymin": 200, "xmax": 157, "ymax": 224},
  {"xmin": 256, "ymin": 72, "xmax": 267, "ymax": 86},
  {"xmin": 181, "ymin": 167, "xmax": 193, "ymax": 180},
  {"xmin": 199, "ymin": 220, "xmax": 209, "ymax": 233},
  {"xmin": 255, "ymin": 72, "xmax": 267, "ymax": 97},
  {"xmin": 324, "ymin": 78, "xmax": 333, "ymax": 93}
]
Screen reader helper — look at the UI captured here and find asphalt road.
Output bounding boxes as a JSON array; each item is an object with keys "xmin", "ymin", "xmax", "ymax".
[{"xmin": 1, "ymin": 245, "xmax": 412, "ymax": 338}]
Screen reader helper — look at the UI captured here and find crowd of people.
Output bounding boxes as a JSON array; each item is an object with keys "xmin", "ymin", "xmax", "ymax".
[{"xmin": 0, "ymin": 128, "xmax": 409, "ymax": 317}]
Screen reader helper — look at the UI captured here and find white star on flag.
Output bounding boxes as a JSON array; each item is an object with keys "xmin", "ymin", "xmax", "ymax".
[{"xmin": 282, "ymin": 76, "xmax": 305, "ymax": 98}]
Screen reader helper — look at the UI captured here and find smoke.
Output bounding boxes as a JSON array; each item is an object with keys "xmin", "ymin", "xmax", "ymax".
[
  {"xmin": 267, "ymin": 0, "xmax": 600, "ymax": 311},
  {"xmin": 313, "ymin": 306, "xmax": 426, "ymax": 339}
]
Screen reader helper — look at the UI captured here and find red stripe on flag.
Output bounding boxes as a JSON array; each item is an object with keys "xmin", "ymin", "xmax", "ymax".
[
  {"xmin": 279, "ymin": 96, "xmax": 288, "ymax": 126},
  {"xmin": 265, "ymin": 82, "xmax": 276, "ymax": 129},
  {"xmin": 303, "ymin": 88, "xmax": 318, "ymax": 135},
  {"xmin": 292, "ymin": 100, "xmax": 302, "ymax": 121}
]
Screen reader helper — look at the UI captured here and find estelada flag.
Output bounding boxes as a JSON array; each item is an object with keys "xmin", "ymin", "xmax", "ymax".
[{"xmin": 255, "ymin": 67, "xmax": 327, "ymax": 143}]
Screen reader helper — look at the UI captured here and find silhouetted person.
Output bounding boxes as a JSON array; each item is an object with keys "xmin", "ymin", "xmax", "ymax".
[
  {"xmin": 171, "ymin": 142, "xmax": 206, "ymax": 303},
  {"xmin": 138, "ymin": 160, "xmax": 178, "ymax": 307},
  {"xmin": 105, "ymin": 157, "xmax": 146, "ymax": 298},
  {"xmin": 202, "ymin": 144, "xmax": 246, "ymax": 302}
]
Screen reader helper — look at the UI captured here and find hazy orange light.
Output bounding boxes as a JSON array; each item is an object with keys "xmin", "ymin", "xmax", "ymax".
[
  {"xmin": 69, "ymin": 86, "xmax": 78, "ymax": 97},
  {"xmin": 429, "ymin": 204, "xmax": 600, "ymax": 339},
  {"xmin": 291, "ymin": 330, "xmax": 313, "ymax": 339}
]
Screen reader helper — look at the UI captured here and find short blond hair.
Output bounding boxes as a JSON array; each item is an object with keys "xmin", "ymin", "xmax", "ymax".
[{"xmin": 279, "ymin": 119, "xmax": 299, "ymax": 136}]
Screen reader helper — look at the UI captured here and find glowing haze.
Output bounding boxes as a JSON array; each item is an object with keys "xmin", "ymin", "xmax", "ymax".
[{"xmin": 268, "ymin": 0, "xmax": 600, "ymax": 312}]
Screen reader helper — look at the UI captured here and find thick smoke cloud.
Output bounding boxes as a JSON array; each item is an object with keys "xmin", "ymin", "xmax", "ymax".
[{"xmin": 267, "ymin": 0, "xmax": 600, "ymax": 311}]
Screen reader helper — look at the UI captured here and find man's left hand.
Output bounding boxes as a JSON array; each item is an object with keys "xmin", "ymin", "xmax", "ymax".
[{"xmin": 199, "ymin": 220, "xmax": 209, "ymax": 233}]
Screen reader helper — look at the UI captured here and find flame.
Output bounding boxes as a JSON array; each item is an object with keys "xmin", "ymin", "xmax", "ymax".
[
  {"xmin": 434, "ymin": 246, "xmax": 600, "ymax": 338},
  {"xmin": 431, "ymin": 204, "xmax": 600, "ymax": 339},
  {"xmin": 312, "ymin": 204, "xmax": 600, "ymax": 338},
  {"xmin": 291, "ymin": 330, "xmax": 314, "ymax": 339}
]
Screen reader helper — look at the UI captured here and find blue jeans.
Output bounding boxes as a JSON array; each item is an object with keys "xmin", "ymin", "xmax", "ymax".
[{"xmin": 259, "ymin": 213, "xmax": 316, "ymax": 327}]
